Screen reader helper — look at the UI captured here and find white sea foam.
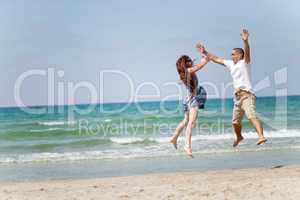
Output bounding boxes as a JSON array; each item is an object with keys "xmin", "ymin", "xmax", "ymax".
[
  {"xmin": 1, "ymin": 144, "xmax": 300, "ymax": 164},
  {"xmin": 152, "ymin": 129, "xmax": 300, "ymax": 143},
  {"xmin": 0, "ymin": 149, "xmax": 159, "ymax": 164},
  {"xmin": 106, "ymin": 129, "xmax": 300, "ymax": 145},
  {"xmin": 110, "ymin": 137, "xmax": 146, "ymax": 144},
  {"xmin": 1, "ymin": 129, "xmax": 300, "ymax": 164},
  {"xmin": 38, "ymin": 121, "xmax": 76, "ymax": 126},
  {"xmin": 30, "ymin": 128, "xmax": 63, "ymax": 132}
]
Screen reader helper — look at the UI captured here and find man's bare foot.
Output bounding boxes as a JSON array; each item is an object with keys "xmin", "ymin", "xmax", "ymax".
[
  {"xmin": 257, "ymin": 138, "xmax": 267, "ymax": 145},
  {"xmin": 170, "ymin": 138, "xmax": 178, "ymax": 149},
  {"xmin": 184, "ymin": 147, "xmax": 193, "ymax": 158},
  {"xmin": 233, "ymin": 136, "xmax": 244, "ymax": 147}
]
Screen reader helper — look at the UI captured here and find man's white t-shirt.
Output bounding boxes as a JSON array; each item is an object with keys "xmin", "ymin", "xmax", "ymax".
[{"xmin": 223, "ymin": 59, "xmax": 254, "ymax": 94}]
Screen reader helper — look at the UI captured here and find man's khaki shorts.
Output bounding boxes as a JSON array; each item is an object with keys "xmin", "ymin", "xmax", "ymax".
[{"xmin": 232, "ymin": 92, "xmax": 257, "ymax": 124}]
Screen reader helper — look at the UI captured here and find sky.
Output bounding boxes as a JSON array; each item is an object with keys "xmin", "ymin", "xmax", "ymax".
[{"xmin": 0, "ymin": 0, "xmax": 299, "ymax": 107}]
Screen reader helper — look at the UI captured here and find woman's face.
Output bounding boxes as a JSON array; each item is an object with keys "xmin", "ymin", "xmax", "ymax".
[{"xmin": 185, "ymin": 57, "xmax": 193, "ymax": 68}]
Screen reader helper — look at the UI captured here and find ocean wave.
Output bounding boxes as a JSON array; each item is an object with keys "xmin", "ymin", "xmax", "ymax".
[
  {"xmin": 30, "ymin": 128, "xmax": 64, "ymax": 132},
  {"xmin": 110, "ymin": 137, "xmax": 146, "ymax": 144},
  {"xmin": 1, "ymin": 145, "xmax": 300, "ymax": 164},
  {"xmin": 0, "ymin": 149, "xmax": 160, "ymax": 164},
  {"xmin": 109, "ymin": 129, "xmax": 300, "ymax": 144},
  {"xmin": 38, "ymin": 121, "xmax": 76, "ymax": 126},
  {"xmin": 178, "ymin": 129, "xmax": 300, "ymax": 142},
  {"xmin": 1, "ymin": 129, "xmax": 300, "ymax": 164},
  {"xmin": 110, "ymin": 137, "xmax": 173, "ymax": 144}
]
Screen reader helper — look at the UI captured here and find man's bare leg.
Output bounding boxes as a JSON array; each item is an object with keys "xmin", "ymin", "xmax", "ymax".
[
  {"xmin": 232, "ymin": 123, "xmax": 244, "ymax": 147},
  {"xmin": 170, "ymin": 112, "xmax": 189, "ymax": 149},
  {"xmin": 249, "ymin": 117, "xmax": 267, "ymax": 145}
]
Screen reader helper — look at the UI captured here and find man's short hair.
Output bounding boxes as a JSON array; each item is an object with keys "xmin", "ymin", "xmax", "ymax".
[{"xmin": 233, "ymin": 48, "xmax": 244, "ymax": 58}]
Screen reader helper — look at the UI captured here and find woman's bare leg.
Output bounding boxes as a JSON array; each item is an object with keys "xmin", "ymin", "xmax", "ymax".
[
  {"xmin": 170, "ymin": 112, "xmax": 189, "ymax": 149},
  {"xmin": 184, "ymin": 107, "xmax": 198, "ymax": 156}
]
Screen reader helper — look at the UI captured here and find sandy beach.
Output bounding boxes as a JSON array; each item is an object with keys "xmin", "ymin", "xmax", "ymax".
[{"xmin": 0, "ymin": 165, "xmax": 299, "ymax": 200}]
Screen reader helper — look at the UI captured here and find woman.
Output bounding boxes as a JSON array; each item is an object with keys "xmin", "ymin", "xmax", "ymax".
[{"xmin": 170, "ymin": 54, "xmax": 209, "ymax": 157}]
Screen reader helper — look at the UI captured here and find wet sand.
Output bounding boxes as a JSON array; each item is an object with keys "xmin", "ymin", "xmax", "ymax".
[{"xmin": 1, "ymin": 165, "xmax": 300, "ymax": 200}]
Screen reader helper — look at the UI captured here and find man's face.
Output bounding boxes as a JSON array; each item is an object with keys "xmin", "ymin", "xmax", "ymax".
[{"xmin": 231, "ymin": 49, "xmax": 243, "ymax": 63}]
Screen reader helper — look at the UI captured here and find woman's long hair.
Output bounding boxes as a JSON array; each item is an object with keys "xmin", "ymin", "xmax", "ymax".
[{"xmin": 176, "ymin": 55, "xmax": 197, "ymax": 95}]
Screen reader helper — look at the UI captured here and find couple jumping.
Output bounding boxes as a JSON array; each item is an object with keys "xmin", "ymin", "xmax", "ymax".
[{"xmin": 170, "ymin": 29, "xmax": 267, "ymax": 157}]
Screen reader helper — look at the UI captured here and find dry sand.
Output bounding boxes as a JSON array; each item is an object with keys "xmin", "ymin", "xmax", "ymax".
[{"xmin": 1, "ymin": 165, "xmax": 300, "ymax": 200}]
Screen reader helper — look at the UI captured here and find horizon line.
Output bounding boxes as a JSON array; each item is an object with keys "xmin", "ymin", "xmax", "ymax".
[{"xmin": 0, "ymin": 94, "xmax": 298, "ymax": 110}]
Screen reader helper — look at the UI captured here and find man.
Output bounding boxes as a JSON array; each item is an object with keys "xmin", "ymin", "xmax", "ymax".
[{"xmin": 198, "ymin": 29, "xmax": 267, "ymax": 147}]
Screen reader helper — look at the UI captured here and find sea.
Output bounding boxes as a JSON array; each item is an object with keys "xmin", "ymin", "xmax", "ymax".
[
  {"xmin": 0, "ymin": 96, "xmax": 300, "ymax": 164},
  {"xmin": 0, "ymin": 95, "xmax": 299, "ymax": 165}
]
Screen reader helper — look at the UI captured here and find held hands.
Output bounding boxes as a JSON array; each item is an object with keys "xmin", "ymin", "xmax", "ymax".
[
  {"xmin": 201, "ymin": 55, "xmax": 210, "ymax": 63},
  {"xmin": 196, "ymin": 43, "xmax": 207, "ymax": 55},
  {"xmin": 196, "ymin": 43, "xmax": 209, "ymax": 62},
  {"xmin": 241, "ymin": 29, "xmax": 249, "ymax": 41}
]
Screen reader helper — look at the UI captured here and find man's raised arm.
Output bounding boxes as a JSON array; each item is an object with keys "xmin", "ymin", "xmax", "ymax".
[
  {"xmin": 241, "ymin": 29, "xmax": 250, "ymax": 64},
  {"xmin": 196, "ymin": 44, "xmax": 225, "ymax": 66}
]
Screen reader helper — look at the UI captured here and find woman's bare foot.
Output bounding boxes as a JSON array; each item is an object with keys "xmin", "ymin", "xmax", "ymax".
[
  {"xmin": 257, "ymin": 137, "xmax": 267, "ymax": 145},
  {"xmin": 170, "ymin": 138, "xmax": 178, "ymax": 149},
  {"xmin": 184, "ymin": 147, "xmax": 193, "ymax": 158},
  {"xmin": 233, "ymin": 136, "xmax": 244, "ymax": 147}
]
